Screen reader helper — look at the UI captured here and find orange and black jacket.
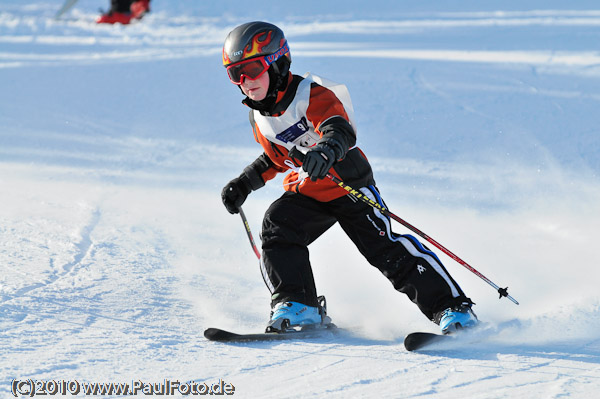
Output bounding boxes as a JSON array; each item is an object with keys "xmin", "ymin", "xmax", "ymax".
[{"xmin": 240, "ymin": 73, "xmax": 375, "ymax": 202}]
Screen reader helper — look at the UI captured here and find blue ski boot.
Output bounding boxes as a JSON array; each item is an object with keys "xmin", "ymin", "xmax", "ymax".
[
  {"xmin": 266, "ymin": 296, "xmax": 330, "ymax": 332},
  {"xmin": 436, "ymin": 304, "xmax": 479, "ymax": 335}
]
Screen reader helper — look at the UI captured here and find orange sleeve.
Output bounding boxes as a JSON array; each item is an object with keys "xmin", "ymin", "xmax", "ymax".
[
  {"xmin": 305, "ymin": 84, "xmax": 350, "ymax": 137},
  {"xmin": 260, "ymin": 165, "xmax": 282, "ymax": 183}
]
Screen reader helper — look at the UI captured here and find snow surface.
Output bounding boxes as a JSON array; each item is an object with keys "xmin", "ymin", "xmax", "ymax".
[{"xmin": 1, "ymin": 1, "xmax": 600, "ymax": 398}]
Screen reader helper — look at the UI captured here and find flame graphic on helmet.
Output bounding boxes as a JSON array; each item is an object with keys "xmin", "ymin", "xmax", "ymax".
[
  {"xmin": 224, "ymin": 30, "xmax": 275, "ymax": 66},
  {"xmin": 243, "ymin": 30, "xmax": 273, "ymax": 59},
  {"xmin": 222, "ymin": 48, "xmax": 232, "ymax": 66}
]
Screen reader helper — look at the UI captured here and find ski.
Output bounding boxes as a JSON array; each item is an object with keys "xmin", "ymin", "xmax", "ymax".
[
  {"xmin": 404, "ymin": 332, "xmax": 453, "ymax": 351},
  {"xmin": 204, "ymin": 326, "xmax": 338, "ymax": 343}
]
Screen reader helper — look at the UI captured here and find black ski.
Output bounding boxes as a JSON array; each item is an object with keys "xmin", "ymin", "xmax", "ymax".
[
  {"xmin": 204, "ymin": 326, "xmax": 337, "ymax": 343},
  {"xmin": 404, "ymin": 332, "xmax": 453, "ymax": 351}
]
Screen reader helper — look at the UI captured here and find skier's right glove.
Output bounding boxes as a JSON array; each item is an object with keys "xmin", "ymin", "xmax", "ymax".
[
  {"xmin": 221, "ymin": 177, "xmax": 252, "ymax": 214},
  {"xmin": 221, "ymin": 157, "xmax": 269, "ymax": 214}
]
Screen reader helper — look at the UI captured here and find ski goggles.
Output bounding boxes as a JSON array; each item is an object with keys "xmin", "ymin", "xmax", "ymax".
[{"xmin": 226, "ymin": 41, "xmax": 290, "ymax": 85}]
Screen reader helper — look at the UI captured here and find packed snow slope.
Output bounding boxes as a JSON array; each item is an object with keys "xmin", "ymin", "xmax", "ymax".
[{"xmin": 1, "ymin": 1, "xmax": 600, "ymax": 398}]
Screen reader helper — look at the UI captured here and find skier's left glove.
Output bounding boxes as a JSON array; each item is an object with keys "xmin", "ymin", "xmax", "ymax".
[{"xmin": 303, "ymin": 138, "xmax": 346, "ymax": 181}]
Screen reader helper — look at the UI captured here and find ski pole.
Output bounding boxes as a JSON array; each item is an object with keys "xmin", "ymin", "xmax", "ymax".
[
  {"xmin": 289, "ymin": 147, "xmax": 519, "ymax": 305},
  {"xmin": 238, "ymin": 206, "xmax": 261, "ymax": 260},
  {"xmin": 55, "ymin": 0, "xmax": 79, "ymax": 20},
  {"xmin": 239, "ymin": 206, "xmax": 278, "ymax": 294}
]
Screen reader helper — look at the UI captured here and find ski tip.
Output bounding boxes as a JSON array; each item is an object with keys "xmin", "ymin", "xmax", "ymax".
[
  {"xmin": 204, "ymin": 328, "xmax": 233, "ymax": 341},
  {"xmin": 203, "ymin": 328, "xmax": 217, "ymax": 340},
  {"xmin": 404, "ymin": 332, "xmax": 449, "ymax": 351}
]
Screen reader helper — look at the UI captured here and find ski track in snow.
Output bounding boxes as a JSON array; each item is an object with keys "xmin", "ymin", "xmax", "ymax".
[
  {"xmin": 1, "ymin": 1, "xmax": 600, "ymax": 398},
  {"xmin": 2, "ymin": 206, "xmax": 98, "ymax": 304}
]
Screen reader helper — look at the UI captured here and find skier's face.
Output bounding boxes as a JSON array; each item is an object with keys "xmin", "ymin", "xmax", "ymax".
[{"xmin": 240, "ymin": 71, "xmax": 270, "ymax": 101}]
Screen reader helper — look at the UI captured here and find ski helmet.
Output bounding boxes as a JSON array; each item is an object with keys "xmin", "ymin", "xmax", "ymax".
[
  {"xmin": 223, "ymin": 21, "xmax": 290, "ymax": 67},
  {"xmin": 222, "ymin": 21, "xmax": 291, "ymax": 96}
]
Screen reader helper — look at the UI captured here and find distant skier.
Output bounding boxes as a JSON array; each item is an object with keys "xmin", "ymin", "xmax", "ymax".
[
  {"xmin": 220, "ymin": 21, "xmax": 479, "ymax": 334},
  {"xmin": 96, "ymin": 0, "xmax": 150, "ymax": 24}
]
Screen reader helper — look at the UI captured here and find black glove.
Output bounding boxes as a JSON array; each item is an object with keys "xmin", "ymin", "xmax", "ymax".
[
  {"xmin": 221, "ymin": 155, "xmax": 270, "ymax": 214},
  {"xmin": 221, "ymin": 177, "xmax": 252, "ymax": 214},
  {"xmin": 303, "ymin": 143, "xmax": 337, "ymax": 181}
]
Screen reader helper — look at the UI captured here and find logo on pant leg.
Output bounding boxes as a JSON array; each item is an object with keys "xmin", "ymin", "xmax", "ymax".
[
  {"xmin": 417, "ymin": 264, "xmax": 427, "ymax": 274},
  {"xmin": 366, "ymin": 215, "xmax": 386, "ymax": 236}
]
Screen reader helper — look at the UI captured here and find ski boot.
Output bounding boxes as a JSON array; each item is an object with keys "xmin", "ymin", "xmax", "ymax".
[
  {"xmin": 436, "ymin": 303, "xmax": 479, "ymax": 335},
  {"xmin": 266, "ymin": 296, "xmax": 332, "ymax": 333}
]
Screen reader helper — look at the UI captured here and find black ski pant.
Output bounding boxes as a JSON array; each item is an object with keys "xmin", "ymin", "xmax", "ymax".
[{"xmin": 260, "ymin": 188, "xmax": 473, "ymax": 321}]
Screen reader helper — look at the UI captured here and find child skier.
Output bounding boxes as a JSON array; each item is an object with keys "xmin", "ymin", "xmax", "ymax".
[{"xmin": 220, "ymin": 21, "xmax": 478, "ymax": 334}]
